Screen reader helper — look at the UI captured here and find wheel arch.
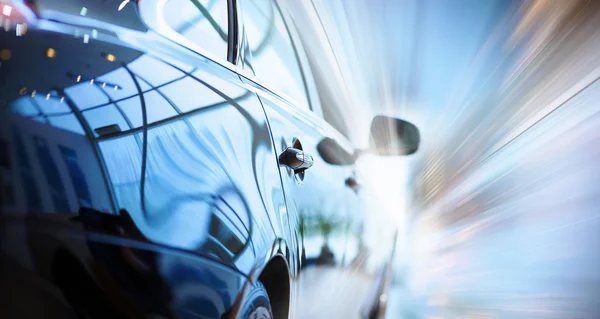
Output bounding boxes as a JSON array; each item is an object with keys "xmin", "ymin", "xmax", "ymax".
[{"xmin": 258, "ymin": 254, "xmax": 290, "ymax": 319}]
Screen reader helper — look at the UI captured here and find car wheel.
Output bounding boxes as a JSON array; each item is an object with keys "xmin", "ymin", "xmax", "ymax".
[{"xmin": 240, "ymin": 281, "xmax": 272, "ymax": 319}]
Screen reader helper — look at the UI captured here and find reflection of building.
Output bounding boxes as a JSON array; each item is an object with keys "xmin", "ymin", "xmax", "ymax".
[
  {"xmin": 2, "ymin": 51, "xmax": 256, "ymax": 263},
  {"xmin": 0, "ymin": 0, "xmax": 263, "ymax": 268},
  {"xmin": 0, "ymin": 109, "xmax": 112, "ymax": 215}
]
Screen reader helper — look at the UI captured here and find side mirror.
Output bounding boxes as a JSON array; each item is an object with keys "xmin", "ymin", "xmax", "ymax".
[
  {"xmin": 316, "ymin": 115, "xmax": 420, "ymax": 166},
  {"xmin": 370, "ymin": 115, "xmax": 420, "ymax": 155}
]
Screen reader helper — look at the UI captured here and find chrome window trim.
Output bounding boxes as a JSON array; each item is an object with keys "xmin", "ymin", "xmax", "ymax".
[{"xmin": 227, "ymin": 0, "xmax": 240, "ymax": 63}]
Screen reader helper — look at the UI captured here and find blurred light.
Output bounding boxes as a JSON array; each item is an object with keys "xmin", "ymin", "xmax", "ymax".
[
  {"xmin": 102, "ymin": 82, "xmax": 107, "ymax": 88},
  {"xmin": 118, "ymin": 0, "xmax": 130, "ymax": 11},
  {"xmin": 105, "ymin": 53, "xmax": 116, "ymax": 62},
  {"xmin": 60, "ymin": 96, "xmax": 64, "ymax": 103},
  {"xmin": 89, "ymin": 79, "xmax": 94, "ymax": 85},
  {"xmin": 31, "ymin": 90, "xmax": 36, "ymax": 97},
  {"xmin": 91, "ymin": 29, "xmax": 98, "ymax": 39},
  {"xmin": 15, "ymin": 23, "xmax": 25, "ymax": 36},
  {"xmin": 114, "ymin": 85, "xmax": 118, "ymax": 90},
  {"xmin": 79, "ymin": 7, "xmax": 87, "ymax": 16},
  {"xmin": 2, "ymin": 5, "xmax": 12, "ymax": 17},
  {"xmin": 19, "ymin": 88, "xmax": 26, "ymax": 95},
  {"xmin": 76, "ymin": 75, "xmax": 81, "ymax": 82},
  {"xmin": 0, "ymin": 49, "xmax": 11, "ymax": 61},
  {"xmin": 83, "ymin": 34, "xmax": 89, "ymax": 43},
  {"xmin": 379, "ymin": 293, "xmax": 387, "ymax": 303},
  {"xmin": 45, "ymin": 93, "xmax": 50, "ymax": 100},
  {"xmin": 46, "ymin": 48, "xmax": 56, "ymax": 59}
]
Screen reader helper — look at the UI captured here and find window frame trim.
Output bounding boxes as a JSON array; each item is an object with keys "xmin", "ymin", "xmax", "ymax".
[{"xmin": 227, "ymin": 0, "xmax": 240, "ymax": 64}]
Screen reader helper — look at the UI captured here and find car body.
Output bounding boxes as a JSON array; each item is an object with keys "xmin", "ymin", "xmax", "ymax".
[{"xmin": 0, "ymin": 0, "xmax": 411, "ymax": 317}]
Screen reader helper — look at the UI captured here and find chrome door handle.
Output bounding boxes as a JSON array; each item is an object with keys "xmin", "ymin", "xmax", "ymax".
[{"xmin": 279, "ymin": 147, "xmax": 314, "ymax": 173}]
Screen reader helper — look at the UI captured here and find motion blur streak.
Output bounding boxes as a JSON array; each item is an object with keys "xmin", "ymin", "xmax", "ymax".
[{"xmin": 308, "ymin": 0, "xmax": 600, "ymax": 318}]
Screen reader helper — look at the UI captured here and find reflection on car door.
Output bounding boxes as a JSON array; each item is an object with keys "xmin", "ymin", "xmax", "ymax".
[
  {"xmin": 239, "ymin": 0, "xmax": 359, "ymax": 276},
  {"xmin": 1, "ymin": 1, "xmax": 290, "ymax": 315}
]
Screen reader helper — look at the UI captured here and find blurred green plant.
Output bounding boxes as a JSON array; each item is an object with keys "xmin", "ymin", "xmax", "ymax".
[{"xmin": 298, "ymin": 209, "xmax": 350, "ymax": 243}]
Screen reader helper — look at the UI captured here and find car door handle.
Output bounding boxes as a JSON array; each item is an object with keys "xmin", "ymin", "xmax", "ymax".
[{"xmin": 279, "ymin": 147, "xmax": 314, "ymax": 173}]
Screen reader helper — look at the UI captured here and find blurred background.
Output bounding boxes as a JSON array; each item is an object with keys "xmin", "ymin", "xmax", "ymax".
[{"xmin": 291, "ymin": 0, "xmax": 600, "ymax": 318}]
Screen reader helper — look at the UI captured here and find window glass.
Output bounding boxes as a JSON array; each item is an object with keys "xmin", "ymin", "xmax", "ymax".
[
  {"xmin": 162, "ymin": 0, "xmax": 229, "ymax": 59},
  {"xmin": 289, "ymin": 22, "xmax": 323, "ymax": 115},
  {"xmin": 242, "ymin": 0, "xmax": 310, "ymax": 109}
]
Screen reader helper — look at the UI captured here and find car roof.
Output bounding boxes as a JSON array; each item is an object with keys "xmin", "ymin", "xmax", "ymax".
[{"xmin": 31, "ymin": 0, "xmax": 148, "ymax": 31}]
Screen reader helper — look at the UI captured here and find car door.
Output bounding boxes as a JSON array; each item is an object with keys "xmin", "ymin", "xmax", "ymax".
[
  {"xmin": 238, "ymin": 0, "xmax": 359, "ymax": 276},
  {"xmin": 109, "ymin": 0, "xmax": 290, "ymax": 275}
]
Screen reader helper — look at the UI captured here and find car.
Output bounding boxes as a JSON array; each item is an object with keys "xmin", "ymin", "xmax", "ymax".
[{"xmin": 0, "ymin": 0, "xmax": 419, "ymax": 318}]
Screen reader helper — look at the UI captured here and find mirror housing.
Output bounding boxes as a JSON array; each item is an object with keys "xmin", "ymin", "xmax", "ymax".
[
  {"xmin": 369, "ymin": 115, "xmax": 420, "ymax": 155},
  {"xmin": 316, "ymin": 116, "xmax": 420, "ymax": 165}
]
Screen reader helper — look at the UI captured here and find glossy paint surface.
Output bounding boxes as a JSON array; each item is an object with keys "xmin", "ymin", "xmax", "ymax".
[
  {"xmin": 0, "ymin": 1, "xmax": 283, "ymax": 317},
  {"xmin": 0, "ymin": 0, "xmax": 388, "ymax": 318}
]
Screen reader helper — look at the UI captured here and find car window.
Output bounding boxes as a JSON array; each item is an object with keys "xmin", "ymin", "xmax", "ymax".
[
  {"xmin": 242, "ymin": 0, "xmax": 310, "ymax": 110},
  {"xmin": 161, "ymin": 0, "xmax": 229, "ymax": 60},
  {"xmin": 286, "ymin": 18, "xmax": 323, "ymax": 117}
]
